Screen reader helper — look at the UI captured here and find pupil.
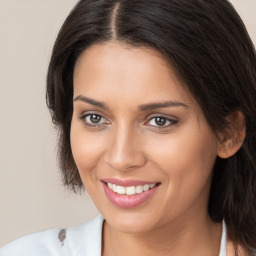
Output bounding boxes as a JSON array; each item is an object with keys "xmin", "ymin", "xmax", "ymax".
[
  {"xmin": 155, "ymin": 117, "xmax": 166, "ymax": 126},
  {"xmin": 90, "ymin": 114, "xmax": 101, "ymax": 123}
]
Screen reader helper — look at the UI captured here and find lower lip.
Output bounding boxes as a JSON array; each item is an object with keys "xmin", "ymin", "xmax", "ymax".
[{"xmin": 102, "ymin": 182, "xmax": 159, "ymax": 208}]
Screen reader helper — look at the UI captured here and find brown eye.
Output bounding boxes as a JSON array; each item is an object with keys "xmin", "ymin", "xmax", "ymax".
[
  {"xmin": 155, "ymin": 117, "xmax": 167, "ymax": 126},
  {"xmin": 148, "ymin": 116, "xmax": 178, "ymax": 127},
  {"xmin": 89, "ymin": 114, "xmax": 102, "ymax": 124},
  {"xmin": 80, "ymin": 113, "xmax": 109, "ymax": 127}
]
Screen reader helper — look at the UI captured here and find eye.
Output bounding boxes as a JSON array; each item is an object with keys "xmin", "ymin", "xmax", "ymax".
[
  {"xmin": 147, "ymin": 116, "xmax": 178, "ymax": 127},
  {"xmin": 80, "ymin": 113, "xmax": 109, "ymax": 127}
]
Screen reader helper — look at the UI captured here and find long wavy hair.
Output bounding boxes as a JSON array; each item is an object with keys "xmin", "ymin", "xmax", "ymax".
[{"xmin": 46, "ymin": 0, "xmax": 256, "ymax": 254}]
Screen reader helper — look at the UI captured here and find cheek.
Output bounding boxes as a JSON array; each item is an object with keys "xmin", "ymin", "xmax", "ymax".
[
  {"xmin": 145, "ymin": 129, "xmax": 218, "ymax": 218},
  {"xmin": 70, "ymin": 121, "xmax": 106, "ymax": 180},
  {"xmin": 146, "ymin": 126, "xmax": 218, "ymax": 191}
]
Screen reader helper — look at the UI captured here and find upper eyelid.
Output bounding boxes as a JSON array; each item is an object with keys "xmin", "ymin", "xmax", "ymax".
[
  {"xmin": 76, "ymin": 106, "xmax": 116, "ymax": 119},
  {"xmin": 146, "ymin": 117, "xmax": 178, "ymax": 124},
  {"xmin": 79, "ymin": 111, "xmax": 109, "ymax": 120},
  {"xmin": 145, "ymin": 113, "xmax": 179, "ymax": 121},
  {"xmin": 77, "ymin": 107, "xmax": 178, "ymax": 117},
  {"xmin": 79, "ymin": 110, "xmax": 105, "ymax": 116},
  {"xmin": 81, "ymin": 113, "xmax": 106, "ymax": 120}
]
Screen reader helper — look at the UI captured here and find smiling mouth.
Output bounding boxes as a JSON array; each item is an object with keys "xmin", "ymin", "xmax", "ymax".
[
  {"xmin": 104, "ymin": 182, "xmax": 159, "ymax": 195},
  {"xmin": 101, "ymin": 180, "xmax": 161, "ymax": 208}
]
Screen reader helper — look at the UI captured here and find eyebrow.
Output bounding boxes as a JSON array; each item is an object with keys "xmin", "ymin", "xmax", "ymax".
[
  {"xmin": 73, "ymin": 95, "xmax": 108, "ymax": 109},
  {"xmin": 138, "ymin": 101, "xmax": 188, "ymax": 111},
  {"xmin": 73, "ymin": 95, "xmax": 188, "ymax": 111}
]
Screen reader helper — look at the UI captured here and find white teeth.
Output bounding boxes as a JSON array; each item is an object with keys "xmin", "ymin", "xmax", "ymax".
[
  {"xmin": 126, "ymin": 186, "xmax": 136, "ymax": 195},
  {"xmin": 116, "ymin": 186, "xmax": 126, "ymax": 194},
  {"xmin": 135, "ymin": 185, "xmax": 143, "ymax": 194},
  {"xmin": 143, "ymin": 184, "xmax": 150, "ymax": 191},
  {"xmin": 149, "ymin": 184, "xmax": 156, "ymax": 189},
  {"xmin": 106, "ymin": 182, "xmax": 157, "ymax": 195}
]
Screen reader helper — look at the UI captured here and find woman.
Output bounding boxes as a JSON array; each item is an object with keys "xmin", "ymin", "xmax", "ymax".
[{"xmin": 1, "ymin": 0, "xmax": 256, "ymax": 255}]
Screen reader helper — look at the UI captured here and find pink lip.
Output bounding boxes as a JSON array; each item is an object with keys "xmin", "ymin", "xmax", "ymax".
[
  {"xmin": 101, "ymin": 178, "xmax": 158, "ymax": 187},
  {"xmin": 102, "ymin": 181, "xmax": 160, "ymax": 208}
]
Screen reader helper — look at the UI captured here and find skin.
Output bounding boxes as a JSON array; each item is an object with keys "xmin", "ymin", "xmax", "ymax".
[{"xmin": 70, "ymin": 42, "xmax": 242, "ymax": 255}]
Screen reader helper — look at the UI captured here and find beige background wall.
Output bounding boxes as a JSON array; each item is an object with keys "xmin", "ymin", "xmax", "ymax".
[{"xmin": 0, "ymin": 0, "xmax": 255, "ymax": 247}]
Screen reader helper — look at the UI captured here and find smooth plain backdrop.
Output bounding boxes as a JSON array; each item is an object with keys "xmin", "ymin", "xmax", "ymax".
[{"xmin": 0, "ymin": 0, "xmax": 255, "ymax": 247}]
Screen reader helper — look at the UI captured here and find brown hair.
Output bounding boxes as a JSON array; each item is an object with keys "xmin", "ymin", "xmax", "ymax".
[{"xmin": 46, "ymin": 0, "xmax": 256, "ymax": 254}]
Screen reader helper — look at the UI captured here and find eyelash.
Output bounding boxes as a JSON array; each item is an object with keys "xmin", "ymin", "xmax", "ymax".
[
  {"xmin": 79, "ymin": 113, "xmax": 178, "ymax": 129},
  {"xmin": 145, "ymin": 116, "xmax": 178, "ymax": 129},
  {"xmin": 80, "ymin": 113, "xmax": 109, "ymax": 127}
]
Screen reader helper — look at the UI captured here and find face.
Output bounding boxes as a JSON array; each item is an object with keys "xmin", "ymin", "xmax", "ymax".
[{"xmin": 71, "ymin": 42, "xmax": 220, "ymax": 234}]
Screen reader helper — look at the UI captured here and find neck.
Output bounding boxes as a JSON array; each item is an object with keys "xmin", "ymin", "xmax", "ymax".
[{"xmin": 102, "ymin": 212, "xmax": 222, "ymax": 256}]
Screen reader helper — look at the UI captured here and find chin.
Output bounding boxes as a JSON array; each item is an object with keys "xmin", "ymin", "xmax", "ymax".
[{"xmin": 103, "ymin": 209, "xmax": 161, "ymax": 234}]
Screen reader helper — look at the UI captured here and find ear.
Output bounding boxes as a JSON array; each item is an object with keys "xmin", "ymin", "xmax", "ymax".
[{"xmin": 217, "ymin": 111, "xmax": 246, "ymax": 159}]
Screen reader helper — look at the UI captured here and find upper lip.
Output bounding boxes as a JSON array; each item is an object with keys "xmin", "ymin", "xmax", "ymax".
[{"xmin": 101, "ymin": 178, "xmax": 160, "ymax": 187}]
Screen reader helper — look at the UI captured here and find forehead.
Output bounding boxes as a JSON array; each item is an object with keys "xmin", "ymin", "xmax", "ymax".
[{"xmin": 73, "ymin": 42, "xmax": 196, "ymax": 108}]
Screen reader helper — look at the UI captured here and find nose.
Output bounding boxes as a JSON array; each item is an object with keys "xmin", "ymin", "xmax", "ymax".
[{"xmin": 104, "ymin": 125, "xmax": 147, "ymax": 172}]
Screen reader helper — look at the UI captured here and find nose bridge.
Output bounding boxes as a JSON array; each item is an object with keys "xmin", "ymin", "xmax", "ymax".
[{"xmin": 105, "ymin": 122, "xmax": 145, "ymax": 171}]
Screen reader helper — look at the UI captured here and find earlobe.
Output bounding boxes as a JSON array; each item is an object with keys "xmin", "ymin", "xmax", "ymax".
[{"xmin": 217, "ymin": 111, "xmax": 246, "ymax": 159}]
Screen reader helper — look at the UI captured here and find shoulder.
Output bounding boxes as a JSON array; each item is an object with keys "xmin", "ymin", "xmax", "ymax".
[{"xmin": 0, "ymin": 215, "xmax": 104, "ymax": 256}]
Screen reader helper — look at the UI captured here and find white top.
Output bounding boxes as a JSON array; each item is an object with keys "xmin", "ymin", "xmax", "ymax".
[{"xmin": 0, "ymin": 215, "xmax": 227, "ymax": 256}]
